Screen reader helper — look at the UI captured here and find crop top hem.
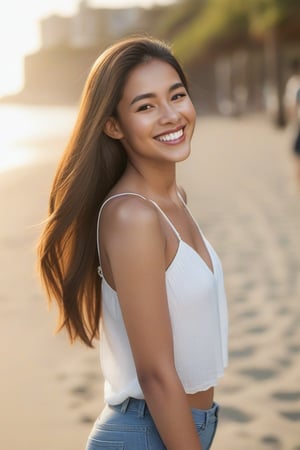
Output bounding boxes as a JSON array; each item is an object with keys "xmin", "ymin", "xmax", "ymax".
[
  {"xmin": 182, "ymin": 373, "xmax": 226, "ymax": 394},
  {"xmin": 104, "ymin": 370, "xmax": 227, "ymax": 405}
]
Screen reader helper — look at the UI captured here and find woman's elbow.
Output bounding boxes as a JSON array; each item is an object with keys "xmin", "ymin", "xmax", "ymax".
[{"xmin": 137, "ymin": 365, "xmax": 178, "ymax": 396}]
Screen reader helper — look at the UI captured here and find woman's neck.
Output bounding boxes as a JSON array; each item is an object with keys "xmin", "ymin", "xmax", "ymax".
[{"xmin": 118, "ymin": 160, "xmax": 179, "ymax": 202}]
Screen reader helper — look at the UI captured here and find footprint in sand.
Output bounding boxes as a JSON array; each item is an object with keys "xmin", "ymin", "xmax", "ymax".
[
  {"xmin": 229, "ymin": 345, "xmax": 256, "ymax": 359},
  {"xmin": 272, "ymin": 391, "xmax": 300, "ymax": 402},
  {"xmin": 79, "ymin": 414, "xmax": 95, "ymax": 424},
  {"xmin": 70, "ymin": 384, "xmax": 93, "ymax": 400},
  {"xmin": 241, "ymin": 280, "xmax": 256, "ymax": 292},
  {"xmin": 217, "ymin": 384, "xmax": 243, "ymax": 394},
  {"xmin": 276, "ymin": 306, "xmax": 291, "ymax": 315},
  {"xmin": 246, "ymin": 325, "xmax": 268, "ymax": 334},
  {"xmin": 275, "ymin": 357, "xmax": 292, "ymax": 368},
  {"xmin": 261, "ymin": 435, "xmax": 281, "ymax": 448},
  {"xmin": 239, "ymin": 367, "xmax": 277, "ymax": 381},
  {"xmin": 220, "ymin": 406, "xmax": 253, "ymax": 423},
  {"xmin": 234, "ymin": 293, "xmax": 249, "ymax": 304},
  {"xmin": 237, "ymin": 309, "xmax": 259, "ymax": 319},
  {"xmin": 288, "ymin": 344, "xmax": 300, "ymax": 354},
  {"xmin": 279, "ymin": 411, "xmax": 300, "ymax": 421},
  {"xmin": 66, "ymin": 369, "xmax": 103, "ymax": 422},
  {"xmin": 283, "ymin": 317, "xmax": 300, "ymax": 337}
]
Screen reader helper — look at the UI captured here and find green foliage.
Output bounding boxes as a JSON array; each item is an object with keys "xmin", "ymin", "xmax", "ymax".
[
  {"xmin": 173, "ymin": 0, "xmax": 248, "ymax": 63},
  {"xmin": 155, "ymin": 0, "xmax": 207, "ymax": 39},
  {"xmin": 246, "ymin": 0, "xmax": 297, "ymax": 35},
  {"xmin": 166, "ymin": 0, "xmax": 300, "ymax": 64}
]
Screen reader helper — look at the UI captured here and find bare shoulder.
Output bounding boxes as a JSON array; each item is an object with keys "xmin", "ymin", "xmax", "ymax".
[
  {"xmin": 100, "ymin": 195, "xmax": 163, "ymax": 240},
  {"xmin": 100, "ymin": 195, "xmax": 167, "ymax": 280}
]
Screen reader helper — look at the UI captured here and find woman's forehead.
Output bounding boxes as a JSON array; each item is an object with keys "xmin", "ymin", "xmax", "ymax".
[{"xmin": 122, "ymin": 59, "xmax": 182, "ymax": 98}]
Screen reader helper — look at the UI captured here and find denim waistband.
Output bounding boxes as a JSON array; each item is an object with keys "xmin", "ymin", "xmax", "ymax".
[
  {"xmin": 111, "ymin": 397, "xmax": 219, "ymax": 425},
  {"xmin": 112, "ymin": 397, "xmax": 149, "ymax": 418},
  {"xmin": 191, "ymin": 402, "xmax": 219, "ymax": 426}
]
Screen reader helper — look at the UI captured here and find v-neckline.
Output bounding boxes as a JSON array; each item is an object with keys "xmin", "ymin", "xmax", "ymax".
[
  {"xmin": 149, "ymin": 196, "xmax": 215, "ymax": 276},
  {"xmin": 177, "ymin": 194, "xmax": 215, "ymax": 275},
  {"xmin": 181, "ymin": 240, "xmax": 215, "ymax": 276}
]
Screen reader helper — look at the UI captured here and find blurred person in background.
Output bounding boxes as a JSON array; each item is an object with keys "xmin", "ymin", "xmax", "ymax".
[
  {"xmin": 37, "ymin": 36, "xmax": 228, "ymax": 450},
  {"xmin": 284, "ymin": 58, "xmax": 300, "ymax": 189}
]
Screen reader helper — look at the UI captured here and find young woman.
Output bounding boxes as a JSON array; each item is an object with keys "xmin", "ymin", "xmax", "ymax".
[{"xmin": 37, "ymin": 36, "xmax": 228, "ymax": 450}]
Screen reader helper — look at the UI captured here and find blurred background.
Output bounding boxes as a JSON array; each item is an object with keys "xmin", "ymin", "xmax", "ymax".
[
  {"xmin": 1, "ymin": 0, "xmax": 300, "ymax": 120},
  {"xmin": 0, "ymin": 1, "xmax": 300, "ymax": 449}
]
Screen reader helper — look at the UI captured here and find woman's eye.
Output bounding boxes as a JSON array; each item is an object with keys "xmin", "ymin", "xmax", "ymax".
[
  {"xmin": 137, "ymin": 104, "xmax": 152, "ymax": 112},
  {"xmin": 172, "ymin": 92, "xmax": 187, "ymax": 101}
]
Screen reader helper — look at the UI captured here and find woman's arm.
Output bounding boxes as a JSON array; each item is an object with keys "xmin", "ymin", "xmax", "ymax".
[{"xmin": 101, "ymin": 196, "xmax": 203, "ymax": 450}]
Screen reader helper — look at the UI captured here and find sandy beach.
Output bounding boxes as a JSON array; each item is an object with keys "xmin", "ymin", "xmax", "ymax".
[{"xmin": 0, "ymin": 111, "xmax": 299, "ymax": 450}]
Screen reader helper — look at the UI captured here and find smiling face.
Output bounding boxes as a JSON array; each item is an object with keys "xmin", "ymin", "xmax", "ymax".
[{"xmin": 104, "ymin": 58, "xmax": 196, "ymax": 169}]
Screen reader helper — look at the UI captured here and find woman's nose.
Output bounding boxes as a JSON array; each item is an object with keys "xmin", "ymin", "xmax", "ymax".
[{"xmin": 159, "ymin": 102, "xmax": 180, "ymax": 123}]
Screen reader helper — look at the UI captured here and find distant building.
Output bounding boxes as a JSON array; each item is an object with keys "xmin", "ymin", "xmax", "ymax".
[
  {"xmin": 19, "ymin": 0, "xmax": 155, "ymax": 104},
  {"xmin": 11, "ymin": 1, "xmax": 165, "ymax": 104},
  {"xmin": 40, "ymin": 15, "xmax": 72, "ymax": 49},
  {"xmin": 40, "ymin": 0, "xmax": 146, "ymax": 50}
]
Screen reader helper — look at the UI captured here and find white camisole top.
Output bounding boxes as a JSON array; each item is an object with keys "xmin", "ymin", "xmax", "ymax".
[{"xmin": 96, "ymin": 192, "xmax": 228, "ymax": 405}]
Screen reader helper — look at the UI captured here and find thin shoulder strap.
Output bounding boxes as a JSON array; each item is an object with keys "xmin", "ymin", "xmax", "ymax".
[
  {"xmin": 177, "ymin": 190, "xmax": 205, "ymax": 239},
  {"xmin": 177, "ymin": 190, "xmax": 186, "ymax": 205},
  {"xmin": 96, "ymin": 193, "xmax": 147, "ymax": 277},
  {"xmin": 148, "ymin": 199, "xmax": 181, "ymax": 240},
  {"xmin": 96, "ymin": 192, "xmax": 181, "ymax": 277}
]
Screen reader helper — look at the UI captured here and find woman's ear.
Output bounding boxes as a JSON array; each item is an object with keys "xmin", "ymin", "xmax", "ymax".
[{"xmin": 103, "ymin": 117, "xmax": 124, "ymax": 140}]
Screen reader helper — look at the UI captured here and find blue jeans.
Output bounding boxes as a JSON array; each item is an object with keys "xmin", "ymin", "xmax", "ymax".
[{"xmin": 86, "ymin": 397, "xmax": 219, "ymax": 450}]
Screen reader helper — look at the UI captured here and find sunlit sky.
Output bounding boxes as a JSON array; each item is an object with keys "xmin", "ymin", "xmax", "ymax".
[{"xmin": 0, "ymin": 0, "xmax": 174, "ymax": 97}]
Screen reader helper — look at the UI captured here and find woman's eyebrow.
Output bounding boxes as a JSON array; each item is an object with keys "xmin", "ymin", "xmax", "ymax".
[
  {"xmin": 130, "ymin": 92, "xmax": 155, "ymax": 106},
  {"xmin": 130, "ymin": 82, "xmax": 185, "ymax": 106}
]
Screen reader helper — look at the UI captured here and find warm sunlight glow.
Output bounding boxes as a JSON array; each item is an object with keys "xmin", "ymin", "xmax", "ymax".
[
  {"xmin": 0, "ymin": 0, "xmax": 175, "ymax": 97},
  {"xmin": 0, "ymin": 1, "xmax": 78, "ymax": 96}
]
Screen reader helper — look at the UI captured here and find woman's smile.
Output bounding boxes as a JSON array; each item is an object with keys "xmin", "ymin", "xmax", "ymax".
[
  {"xmin": 111, "ymin": 58, "xmax": 196, "ymax": 164},
  {"xmin": 154, "ymin": 126, "xmax": 185, "ymax": 144}
]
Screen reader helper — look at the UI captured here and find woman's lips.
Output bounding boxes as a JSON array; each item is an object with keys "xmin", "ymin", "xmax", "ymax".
[{"xmin": 155, "ymin": 127, "xmax": 184, "ymax": 143}]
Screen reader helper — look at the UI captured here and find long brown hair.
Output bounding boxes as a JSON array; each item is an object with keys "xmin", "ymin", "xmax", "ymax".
[{"xmin": 37, "ymin": 35, "xmax": 189, "ymax": 347}]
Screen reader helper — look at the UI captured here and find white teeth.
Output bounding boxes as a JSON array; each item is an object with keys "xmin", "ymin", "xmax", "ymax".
[{"xmin": 157, "ymin": 128, "xmax": 183, "ymax": 142}]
